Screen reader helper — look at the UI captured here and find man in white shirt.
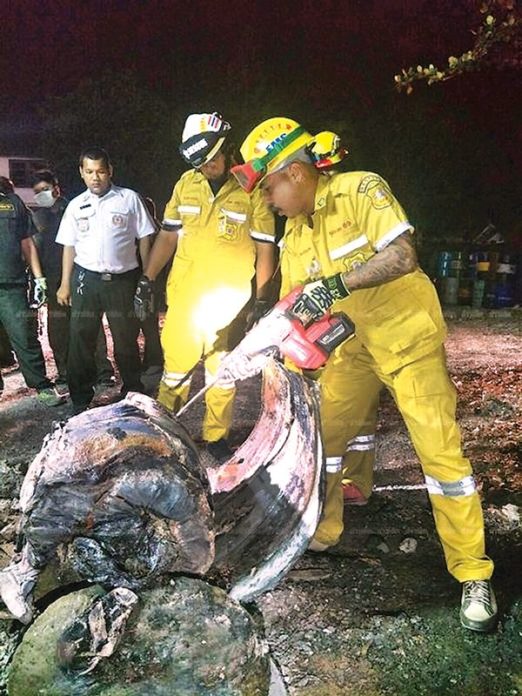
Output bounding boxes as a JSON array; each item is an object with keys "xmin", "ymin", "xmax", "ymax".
[{"xmin": 56, "ymin": 147, "xmax": 155, "ymax": 414}]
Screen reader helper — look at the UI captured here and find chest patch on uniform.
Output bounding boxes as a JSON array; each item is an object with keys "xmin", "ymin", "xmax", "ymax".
[
  {"xmin": 357, "ymin": 175, "xmax": 393, "ymax": 210},
  {"xmin": 0, "ymin": 202, "xmax": 15, "ymax": 212},
  {"xmin": 112, "ymin": 213, "xmax": 126, "ymax": 228},
  {"xmin": 78, "ymin": 218, "xmax": 90, "ymax": 232},
  {"xmin": 217, "ymin": 209, "xmax": 245, "ymax": 241}
]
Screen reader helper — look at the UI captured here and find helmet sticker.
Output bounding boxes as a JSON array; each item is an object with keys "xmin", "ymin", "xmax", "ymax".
[{"xmin": 180, "ymin": 112, "xmax": 231, "ymax": 168}]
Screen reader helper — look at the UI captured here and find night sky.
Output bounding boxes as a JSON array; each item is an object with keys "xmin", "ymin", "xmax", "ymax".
[{"xmin": 1, "ymin": 0, "xmax": 521, "ymax": 246}]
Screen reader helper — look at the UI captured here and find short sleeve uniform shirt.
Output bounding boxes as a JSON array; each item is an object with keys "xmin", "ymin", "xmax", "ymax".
[
  {"xmin": 56, "ymin": 185, "xmax": 155, "ymax": 273},
  {"xmin": 0, "ymin": 192, "xmax": 36, "ymax": 284},
  {"xmin": 162, "ymin": 170, "xmax": 275, "ymax": 291},
  {"xmin": 280, "ymin": 172, "xmax": 446, "ymax": 373}
]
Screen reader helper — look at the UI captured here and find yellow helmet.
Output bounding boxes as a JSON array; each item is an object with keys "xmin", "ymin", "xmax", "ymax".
[
  {"xmin": 232, "ymin": 117, "xmax": 347, "ymax": 192},
  {"xmin": 308, "ymin": 131, "xmax": 347, "ymax": 169}
]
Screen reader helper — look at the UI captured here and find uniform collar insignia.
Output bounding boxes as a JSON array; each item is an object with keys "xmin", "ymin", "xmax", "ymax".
[{"xmin": 313, "ymin": 175, "xmax": 330, "ymax": 213}]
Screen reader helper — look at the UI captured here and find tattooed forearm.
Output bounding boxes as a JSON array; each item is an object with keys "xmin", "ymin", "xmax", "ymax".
[{"xmin": 341, "ymin": 233, "xmax": 417, "ymax": 291}]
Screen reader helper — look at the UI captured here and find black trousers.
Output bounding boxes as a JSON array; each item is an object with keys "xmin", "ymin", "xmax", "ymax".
[
  {"xmin": 0, "ymin": 320, "xmax": 15, "ymax": 367},
  {"xmin": 68, "ymin": 266, "xmax": 143, "ymax": 408},
  {"xmin": 140, "ymin": 313, "xmax": 163, "ymax": 370},
  {"xmin": 0, "ymin": 285, "xmax": 51, "ymax": 391},
  {"xmin": 47, "ymin": 275, "xmax": 114, "ymax": 382}
]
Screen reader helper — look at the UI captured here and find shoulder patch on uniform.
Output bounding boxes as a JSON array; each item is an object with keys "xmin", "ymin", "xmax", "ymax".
[
  {"xmin": 357, "ymin": 174, "xmax": 382, "ymax": 194},
  {"xmin": 357, "ymin": 174, "xmax": 393, "ymax": 210}
]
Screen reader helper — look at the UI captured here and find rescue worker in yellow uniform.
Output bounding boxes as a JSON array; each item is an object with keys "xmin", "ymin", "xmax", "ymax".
[
  {"xmin": 231, "ymin": 117, "xmax": 497, "ymax": 633},
  {"xmin": 136, "ymin": 113, "xmax": 275, "ymax": 460}
]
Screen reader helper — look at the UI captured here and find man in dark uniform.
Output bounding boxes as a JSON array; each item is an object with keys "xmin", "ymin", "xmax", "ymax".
[
  {"xmin": 0, "ymin": 177, "xmax": 64, "ymax": 404},
  {"xmin": 32, "ymin": 170, "xmax": 115, "ymax": 390}
]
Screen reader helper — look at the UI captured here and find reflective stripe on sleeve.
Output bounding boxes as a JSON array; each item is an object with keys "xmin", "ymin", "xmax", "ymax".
[
  {"xmin": 424, "ymin": 474, "xmax": 476, "ymax": 497},
  {"xmin": 178, "ymin": 205, "xmax": 201, "ymax": 215},
  {"xmin": 346, "ymin": 434, "xmax": 375, "ymax": 452},
  {"xmin": 161, "ymin": 371, "xmax": 190, "ymax": 388},
  {"xmin": 221, "ymin": 208, "xmax": 247, "ymax": 222},
  {"xmin": 325, "ymin": 456, "xmax": 343, "ymax": 473},
  {"xmin": 250, "ymin": 230, "xmax": 275, "ymax": 243},
  {"xmin": 329, "ymin": 234, "xmax": 369, "ymax": 260},
  {"xmin": 374, "ymin": 222, "xmax": 413, "ymax": 251},
  {"xmin": 162, "ymin": 217, "xmax": 182, "ymax": 231}
]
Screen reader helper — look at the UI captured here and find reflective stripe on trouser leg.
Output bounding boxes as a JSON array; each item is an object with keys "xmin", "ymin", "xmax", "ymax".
[
  {"xmin": 379, "ymin": 347, "xmax": 494, "ymax": 582},
  {"xmin": 202, "ymin": 350, "xmax": 236, "ymax": 442},
  {"xmin": 158, "ymin": 371, "xmax": 191, "ymax": 412},
  {"xmin": 342, "ymin": 433, "xmax": 376, "ymax": 499},
  {"xmin": 313, "ymin": 456, "xmax": 344, "ymax": 547},
  {"xmin": 158, "ymin": 295, "xmax": 202, "ymax": 412},
  {"xmin": 316, "ymin": 342, "xmax": 382, "ymax": 544}
]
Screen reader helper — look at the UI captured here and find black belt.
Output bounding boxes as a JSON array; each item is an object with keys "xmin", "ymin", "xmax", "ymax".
[{"xmin": 76, "ymin": 265, "xmax": 139, "ymax": 282}]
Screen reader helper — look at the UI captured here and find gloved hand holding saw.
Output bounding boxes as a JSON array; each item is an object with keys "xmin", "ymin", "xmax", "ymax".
[
  {"xmin": 176, "ymin": 284, "xmax": 355, "ymax": 417},
  {"xmin": 216, "ymin": 277, "xmax": 354, "ymax": 384},
  {"xmin": 289, "ymin": 273, "xmax": 350, "ymax": 324}
]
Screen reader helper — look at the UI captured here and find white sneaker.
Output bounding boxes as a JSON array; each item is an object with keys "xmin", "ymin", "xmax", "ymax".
[{"xmin": 460, "ymin": 580, "xmax": 497, "ymax": 632}]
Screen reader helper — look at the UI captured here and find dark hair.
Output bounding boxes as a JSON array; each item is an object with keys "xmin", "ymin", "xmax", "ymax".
[
  {"xmin": 0, "ymin": 176, "xmax": 14, "ymax": 194},
  {"xmin": 32, "ymin": 169, "xmax": 58, "ymax": 187},
  {"xmin": 79, "ymin": 147, "xmax": 111, "ymax": 168}
]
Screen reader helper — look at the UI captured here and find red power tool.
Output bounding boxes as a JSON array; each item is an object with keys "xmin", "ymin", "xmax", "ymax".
[
  {"xmin": 277, "ymin": 285, "xmax": 355, "ymax": 369},
  {"xmin": 176, "ymin": 286, "xmax": 355, "ymax": 416}
]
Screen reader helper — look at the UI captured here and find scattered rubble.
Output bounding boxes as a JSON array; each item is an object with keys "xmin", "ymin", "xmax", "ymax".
[{"xmin": 0, "ymin": 319, "xmax": 520, "ymax": 695}]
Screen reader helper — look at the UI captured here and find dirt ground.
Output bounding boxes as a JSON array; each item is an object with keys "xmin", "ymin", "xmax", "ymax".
[{"xmin": 0, "ymin": 315, "xmax": 521, "ymax": 695}]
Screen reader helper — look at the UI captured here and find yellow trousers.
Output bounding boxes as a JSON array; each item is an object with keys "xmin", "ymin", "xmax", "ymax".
[
  {"xmin": 333, "ymin": 360, "xmax": 382, "ymax": 499},
  {"xmin": 316, "ymin": 343, "xmax": 494, "ymax": 582},
  {"xmin": 158, "ymin": 286, "xmax": 245, "ymax": 442}
]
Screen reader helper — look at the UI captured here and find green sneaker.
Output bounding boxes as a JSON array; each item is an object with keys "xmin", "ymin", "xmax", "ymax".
[
  {"xmin": 37, "ymin": 387, "xmax": 66, "ymax": 407},
  {"xmin": 460, "ymin": 580, "xmax": 497, "ymax": 632}
]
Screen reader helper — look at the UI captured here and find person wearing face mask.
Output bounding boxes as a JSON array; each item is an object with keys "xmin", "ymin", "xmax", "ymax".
[
  {"xmin": 32, "ymin": 170, "xmax": 115, "ymax": 392},
  {"xmin": 135, "ymin": 112, "xmax": 276, "ymax": 461}
]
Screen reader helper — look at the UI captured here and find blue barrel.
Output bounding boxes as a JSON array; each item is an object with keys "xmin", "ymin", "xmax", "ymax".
[
  {"xmin": 441, "ymin": 277, "xmax": 459, "ymax": 306},
  {"xmin": 495, "ymin": 261, "xmax": 517, "ymax": 307},
  {"xmin": 437, "ymin": 251, "xmax": 453, "ymax": 278}
]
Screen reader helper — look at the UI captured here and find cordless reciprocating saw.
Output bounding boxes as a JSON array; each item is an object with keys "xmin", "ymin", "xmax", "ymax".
[
  {"xmin": 276, "ymin": 285, "xmax": 354, "ymax": 370},
  {"xmin": 176, "ymin": 286, "xmax": 355, "ymax": 416}
]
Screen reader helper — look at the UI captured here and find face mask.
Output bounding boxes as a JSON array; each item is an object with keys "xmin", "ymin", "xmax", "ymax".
[{"xmin": 34, "ymin": 189, "xmax": 56, "ymax": 208}]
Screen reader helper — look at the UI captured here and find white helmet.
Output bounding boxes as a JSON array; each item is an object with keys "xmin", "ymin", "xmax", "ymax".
[{"xmin": 179, "ymin": 112, "xmax": 231, "ymax": 168}]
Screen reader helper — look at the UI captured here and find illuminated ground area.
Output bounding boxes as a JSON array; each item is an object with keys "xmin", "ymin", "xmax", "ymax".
[{"xmin": 0, "ymin": 316, "xmax": 520, "ymax": 695}]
